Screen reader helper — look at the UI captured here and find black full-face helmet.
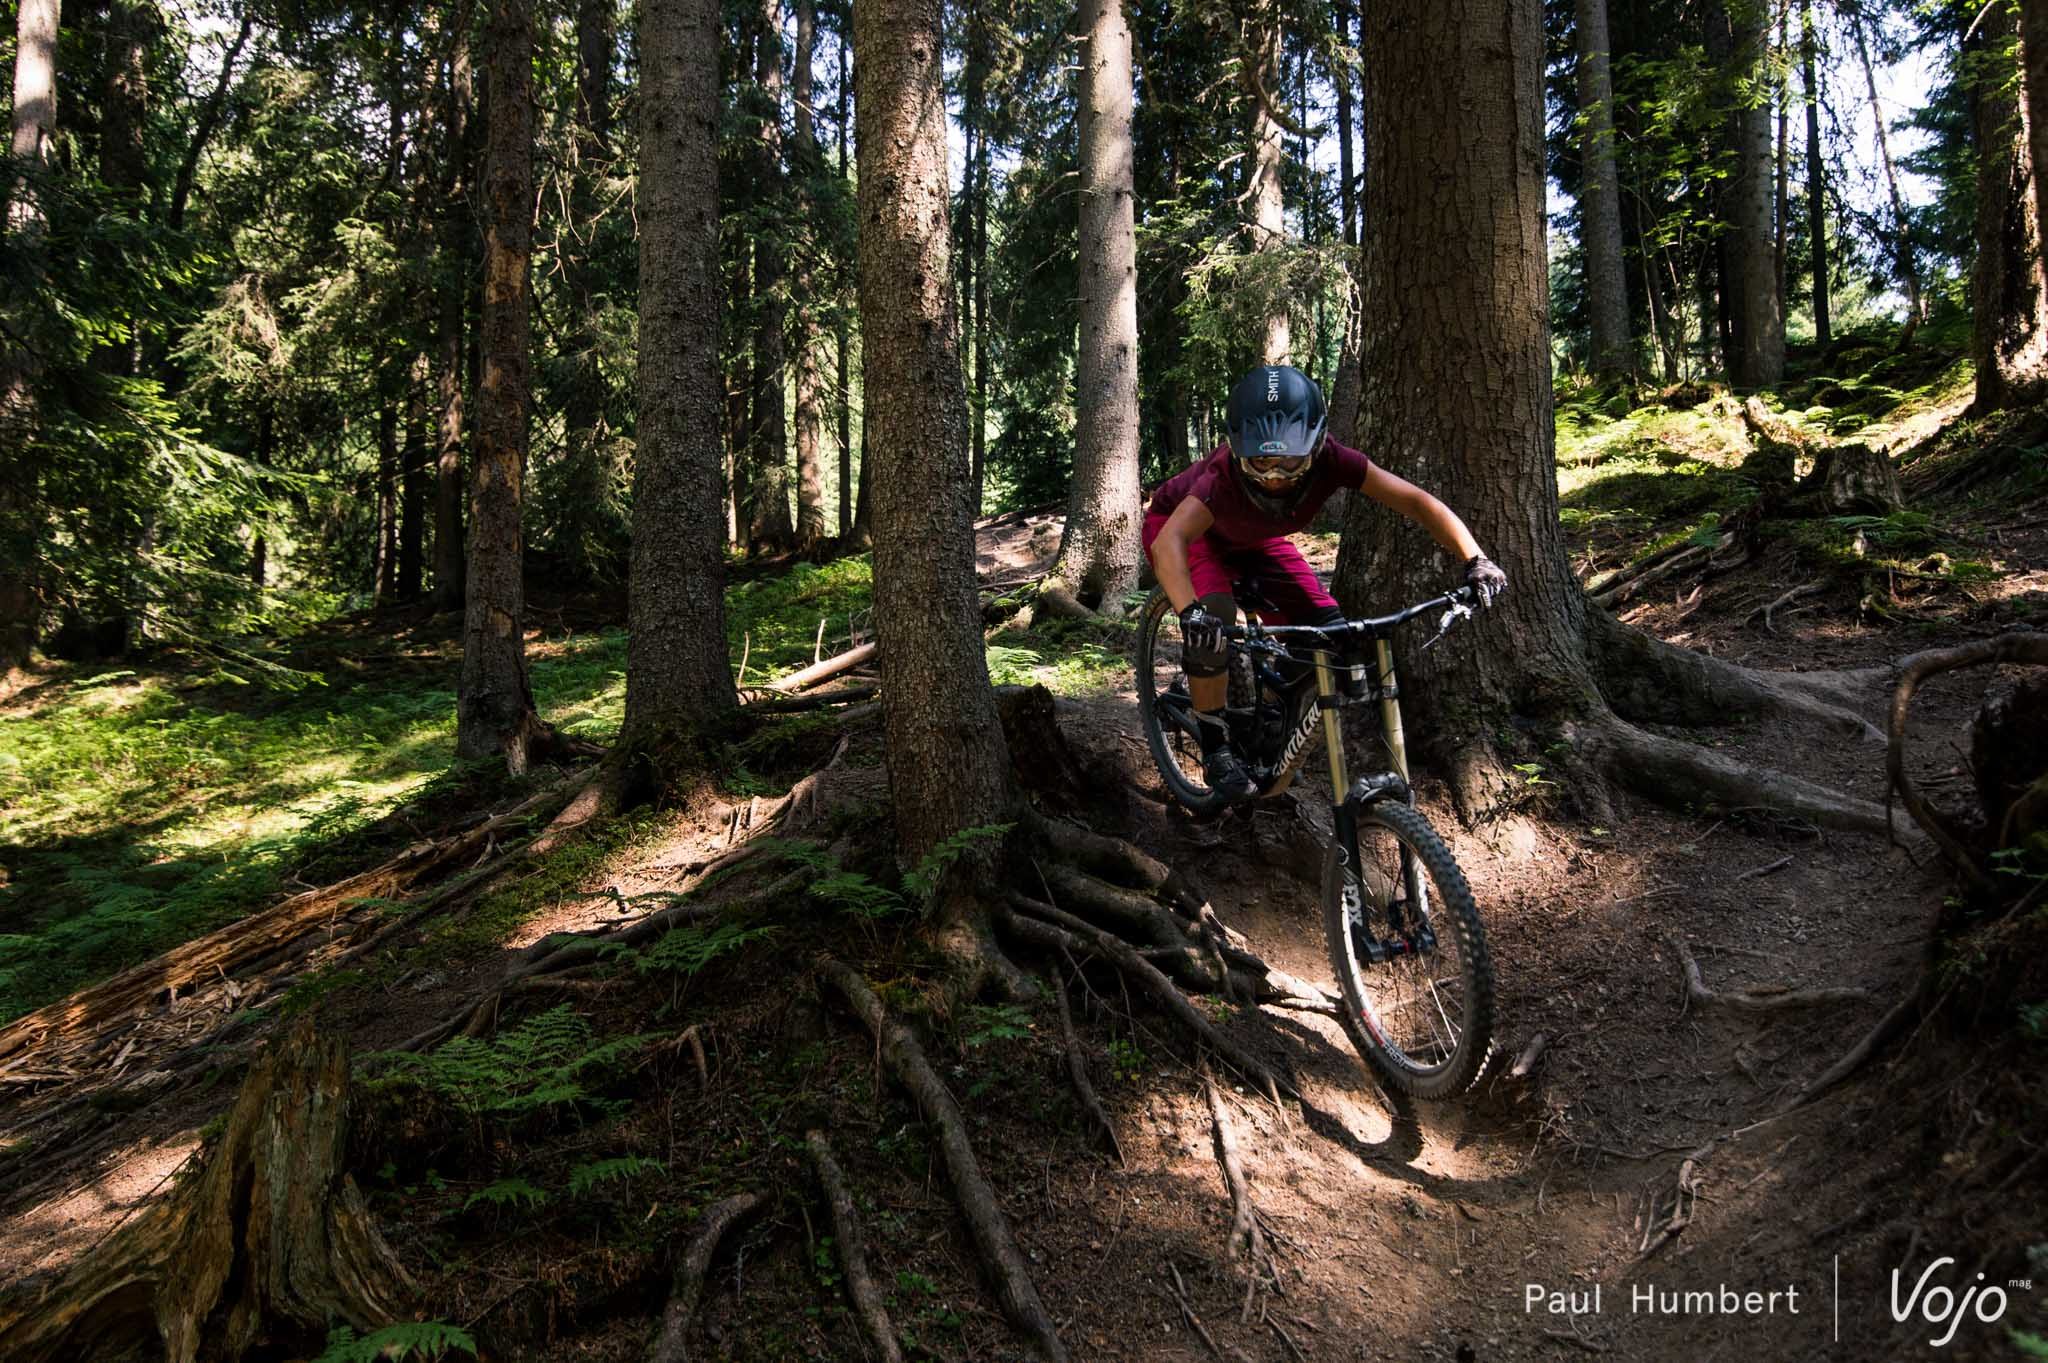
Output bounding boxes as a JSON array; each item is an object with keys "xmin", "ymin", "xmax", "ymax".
[{"xmin": 1224, "ymin": 364, "xmax": 1328, "ymax": 515}]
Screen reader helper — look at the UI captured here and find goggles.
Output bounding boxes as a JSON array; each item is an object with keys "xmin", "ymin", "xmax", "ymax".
[{"xmin": 1244, "ymin": 452, "xmax": 1311, "ymax": 482}]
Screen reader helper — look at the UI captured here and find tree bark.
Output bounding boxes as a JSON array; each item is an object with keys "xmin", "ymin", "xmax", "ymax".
[
  {"xmin": 1730, "ymin": 0, "xmax": 1784, "ymax": 386},
  {"xmin": 1053, "ymin": 0, "xmax": 1144, "ymax": 614},
  {"xmin": 1971, "ymin": 0, "xmax": 2048, "ymax": 411},
  {"xmin": 747, "ymin": 0, "xmax": 798, "ymax": 554},
  {"xmin": 434, "ymin": 4, "xmax": 475, "ymax": 613},
  {"xmin": 0, "ymin": 1024, "xmax": 412, "ymax": 1363},
  {"xmin": 1336, "ymin": 0, "xmax": 1357, "ymax": 247},
  {"xmin": 458, "ymin": 0, "xmax": 550, "ymax": 772},
  {"xmin": 1332, "ymin": 0, "xmax": 1596, "ymax": 815},
  {"xmin": 792, "ymin": 0, "xmax": 828, "ymax": 550},
  {"xmin": 630, "ymin": 0, "xmax": 739, "ymax": 746},
  {"xmin": 1802, "ymin": 0, "xmax": 1831, "ymax": 347},
  {"xmin": 1774, "ymin": 3, "xmax": 1790, "ymax": 312},
  {"xmin": 0, "ymin": 0, "xmax": 60, "ymax": 670},
  {"xmin": 1245, "ymin": 0, "xmax": 1290, "ymax": 362},
  {"xmin": 837, "ymin": 30, "xmax": 855, "ymax": 540},
  {"xmin": 399, "ymin": 356, "xmax": 429, "ymax": 600},
  {"xmin": 853, "ymin": 0, "xmax": 1019, "ymax": 951},
  {"xmin": 1576, "ymin": 0, "xmax": 1632, "ymax": 377},
  {"xmin": 556, "ymin": 0, "xmax": 616, "ymax": 581},
  {"xmin": 376, "ymin": 402, "xmax": 400, "ymax": 603}
]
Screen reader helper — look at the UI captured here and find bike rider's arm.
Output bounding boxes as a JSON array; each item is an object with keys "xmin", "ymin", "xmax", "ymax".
[
  {"xmin": 1147, "ymin": 497, "xmax": 1216, "ymax": 613},
  {"xmin": 1358, "ymin": 463, "xmax": 1484, "ymax": 562}
]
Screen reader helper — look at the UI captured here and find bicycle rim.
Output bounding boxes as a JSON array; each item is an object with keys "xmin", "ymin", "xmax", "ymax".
[
  {"xmin": 1322, "ymin": 800, "xmax": 1494, "ymax": 1098},
  {"xmin": 1135, "ymin": 590, "xmax": 1226, "ymax": 814}
]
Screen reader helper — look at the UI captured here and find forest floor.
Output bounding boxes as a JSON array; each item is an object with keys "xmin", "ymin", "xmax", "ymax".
[{"xmin": 2, "ymin": 321, "xmax": 2047, "ymax": 1362}]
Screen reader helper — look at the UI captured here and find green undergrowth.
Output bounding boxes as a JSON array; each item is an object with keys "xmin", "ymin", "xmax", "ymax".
[
  {"xmin": 726, "ymin": 556, "xmax": 875, "ymax": 685},
  {"xmin": 0, "ymin": 630, "xmax": 630, "ymax": 1024}
]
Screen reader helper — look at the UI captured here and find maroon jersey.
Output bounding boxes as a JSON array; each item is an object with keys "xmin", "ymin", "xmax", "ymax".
[{"xmin": 1146, "ymin": 440, "xmax": 1373, "ymax": 547}]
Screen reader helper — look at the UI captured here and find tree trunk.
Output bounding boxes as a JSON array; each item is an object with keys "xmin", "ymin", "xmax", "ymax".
[
  {"xmin": 1851, "ymin": 3, "xmax": 1923, "ymax": 327},
  {"xmin": 0, "ymin": 0, "xmax": 60, "ymax": 670},
  {"xmin": 1245, "ymin": 0, "xmax": 1289, "ymax": 363},
  {"xmin": 169, "ymin": 11, "xmax": 253, "ymax": 230},
  {"xmin": 1336, "ymin": 0, "xmax": 1357, "ymax": 247},
  {"xmin": 434, "ymin": 8, "xmax": 475, "ymax": 613},
  {"xmin": 747, "ymin": 0, "xmax": 797, "ymax": 554},
  {"xmin": 1575, "ymin": 0, "xmax": 1632, "ymax": 377},
  {"xmin": 792, "ymin": 0, "xmax": 828, "ymax": 550},
  {"xmin": 376, "ymin": 402, "xmax": 400, "ymax": 602},
  {"xmin": 399, "ymin": 357, "xmax": 429, "ymax": 601},
  {"xmin": 837, "ymin": 32, "xmax": 855, "ymax": 540},
  {"xmin": 630, "ymin": 0, "xmax": 739, "ymax": 744},
  {"xmin": 1774, "ymin": 3, "xmax": 1789, "ymax": 312},
  {"xmin": 971, "ymin": 111, "xmax": 990, "ymax": 515},
  {"xmin": 2025, "ymin": 0, "xmax": 2048, "ymax": 287},
  {"xmin": 1332, "ymin": 0, "xmax": 1595, "ymax": 815},
  {"xmin": 1971, "ymin": 1, "xmax": 2048, "ymax": 411},
  {"xmin": 458, "ymin": 0, "xmax": 550, "ymax": 772},
  {"xmin": 1052, "ymin": 0, "xmax": 1144, "ymax": 614},
  {"xmin": 1802, "ymin": 0, "xmax": 1831, "ymax": 347},
  {"xmin": 557, "ymin": 0, "xmax": 615, "ymax": 581},
  {"xmin": 251, "ymin": 408, "xmax": 273, "ymax": 587},
  {"xmin": 0, "ymin": 1024, "xmax": 413, "ymax": 1363},
  {"xmin": 1730, "ymin": 0, "xmax": 1784, "ymax": 386},
  {"xmin": 853, "ymin": 0, "xmax": 1018, "ymax": 955}
]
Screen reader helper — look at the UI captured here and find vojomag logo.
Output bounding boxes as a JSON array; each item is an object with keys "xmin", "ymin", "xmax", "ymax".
[{"xmin": 1890, "ymin": 1256, "xmax": 2010, "ymax": 1348}]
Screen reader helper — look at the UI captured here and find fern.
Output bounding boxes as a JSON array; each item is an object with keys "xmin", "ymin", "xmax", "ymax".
[
  {"xmin": 463, "ymin": 1177, "xmax": 550, "ymax": 1212},
  {"xmin": 807, "ymin": 869, "xmax": 909, "ymax": 920},
  {"xmin": 369, "ymin": 1006, "xmax": 656, "ymax": 1121},
  {"xmin": 631, "ymin": 920, "xmax": 778, "ymax": 977},
  {"xmin": 567, "ymin": 1155, "xmax": 666, "ymax": 1198},
  {"xmin": 985, "ymin": 644, "xmax": 1042, "ymax": 685},
  {"xmin": 963, "ymin": 1003, "xmax": 1033, "ymax": 1048},
  {"xmin": 903, "ymin": 823, "xmax": 1014, "ymax": 903},
  {"xmin": 314, "ymin": 1321, "xmax": 477, "ymax": 1362}
]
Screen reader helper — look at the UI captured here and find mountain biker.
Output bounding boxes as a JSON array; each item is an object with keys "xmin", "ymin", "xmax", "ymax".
[{"xmin": 1143, "ymin": 363, "xmax": 1506, "ymax": 801}]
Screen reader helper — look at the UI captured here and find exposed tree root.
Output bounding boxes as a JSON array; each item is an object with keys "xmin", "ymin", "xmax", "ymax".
[
  {"xmin": 1586, "ymin": 608, "xmax": 1883, "ymax": 742},
  {"xmin": 1885, "ymin": 631, "xmax": 2048, "ymax": 895},
  {"xmin": 815, "ymin": 960, "xmax": 1069, "ymax": 1363},
  {"xmin": 1001, "ymin": 897, "xmax": 1287, "ymax": 1104},
  {"xmin": 1660, "ymin": 932, "xmax": 1873, "ymax": 1012},
  {"xmin": 1781, "ymin": 984, "xmax": 1930, "ymax": 1112},
  {"xmin": 0, "ymin": 1022, "xmax": 412, "ymax": 1363},
  {"xmin": 644, "ymin": 1191, "xmax": 765, "ymax": 1363},
  {"xmin": 1050, "ymin": 973, "xmax": 1124, "ymax": 1165},
  {"xmin": 1204, "ymin": 1074, "xmax": 1283, "ymax": 1321},
  {"xmin": 1568, "ymin": 712, "xmax": 1891, "ymax": 833},
  {"xmin": 805, "ymin": 1130, "xmax": 904, "ymax": 1363}
]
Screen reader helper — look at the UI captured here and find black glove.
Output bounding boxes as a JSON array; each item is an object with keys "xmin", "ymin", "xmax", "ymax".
[
  {"xmin": 1179, "ymin": 602, "xmax": 1225, "ymax": 655},
  {"xmin": 1464, "ymin": 554, "xmax": 1507, "ymax": 608}
]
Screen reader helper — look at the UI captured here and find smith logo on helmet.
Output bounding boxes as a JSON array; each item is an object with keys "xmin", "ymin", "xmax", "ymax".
[{"xmin": 1266, "ymin": 369, "xmax": 1280, "ymax": 402}]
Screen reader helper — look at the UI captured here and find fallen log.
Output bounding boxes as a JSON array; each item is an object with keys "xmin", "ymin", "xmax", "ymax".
[{"xmin": 770, "ymin": 641, "xmax": 878, "ymax": 693}]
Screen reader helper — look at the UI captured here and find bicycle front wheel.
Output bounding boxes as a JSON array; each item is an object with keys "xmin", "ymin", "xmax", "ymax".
[{"xmin": 1321, "ymin": 800, "xmax": 1494, "ymax": 1098}]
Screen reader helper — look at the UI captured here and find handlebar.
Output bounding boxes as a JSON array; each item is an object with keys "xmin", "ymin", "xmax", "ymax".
[{"xmin": 1217, "ymin": 585, "xmax": 1479, "ymax": 649}]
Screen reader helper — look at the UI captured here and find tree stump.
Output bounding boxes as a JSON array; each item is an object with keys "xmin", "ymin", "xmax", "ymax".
[
  {"xmin": 0, "ymin": 1020, "xmax": 412, "ymax": 1363},
  {"xmin": 1798, "ymin": 441, "xmax": 1903, "ymax": 515}
]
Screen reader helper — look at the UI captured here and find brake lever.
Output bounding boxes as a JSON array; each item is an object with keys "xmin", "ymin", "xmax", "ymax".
[{"xmin": 1422, "ymin": 599, "xmax": 1474, "ymax": 651}]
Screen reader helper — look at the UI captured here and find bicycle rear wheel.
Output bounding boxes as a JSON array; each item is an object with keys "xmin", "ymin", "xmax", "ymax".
[
  {"xmin": 1135, "ymin": 588, "xmax": 1233, "ymax": 817},
  {"xmin": 1321, "ymin": 800, "xmax": 1494, "ymax": 1097}
]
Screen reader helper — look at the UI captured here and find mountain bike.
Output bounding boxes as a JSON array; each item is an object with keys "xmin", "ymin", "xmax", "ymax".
[{"xmin": 1134, "ymin": 581, "xmax": 1495, "ymax": 1097}]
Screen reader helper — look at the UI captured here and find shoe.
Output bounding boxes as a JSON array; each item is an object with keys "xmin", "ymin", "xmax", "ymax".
[{"xmin": 1203, "ymin": 745, "xmax": 1256, "ymax": 801}]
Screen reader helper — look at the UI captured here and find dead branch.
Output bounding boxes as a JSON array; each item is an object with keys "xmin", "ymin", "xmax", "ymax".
[
  {"xmin": 805, "ymin": 1131, "xmax": 903, "ymax": 1363},
  {"xmin": 1660, "ymin": 932, "xmax": 1872, "ymax": 1012},
  {"xmin": 1885, "ymin": 633, "xmax": 2048, "ymax": 894},
  {"xmin": 644, "ymin": 1191, "xmax": 764, "ymax": 1363},
  {"xmin": 1508, "ymin": 1032, "xmax": 1549, "ymax": 1080},
  {"xmin": 815, "ymin": 960, "xmax": 1068, "ymax": 1363},
  {"xmin": 0, "ymin": 1021, "xmax": 413, "ymax": 1363},
  {"xmin": 0, "ymin": 782, "xmax": 575, "ymax": 1069},
  {"xmin": 1165, "ymin": 1261, "xmax": 1224, "ymax": 1359},
  {"xmin": 1204, "ymin": 1075, "xmax": 1272, "ymax": 1274},
  {"xmin": 1051, "ymin": 975, "xmax": 1124, "ymax": 1165},
  {"xmin": 1749, "ymin": 580, "xmax": 1826, "ymax": 634},
  {"xmin": 770, "ymin": 641, "xmax": 878, "ymax": 693},
  {"xmin": 743, "ymin": 684, "xmax": 878, "ymax": 714},
  {"xmin": 1634, "ymin": 1157, "xmax": 1699, "ymax": 1261}
]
